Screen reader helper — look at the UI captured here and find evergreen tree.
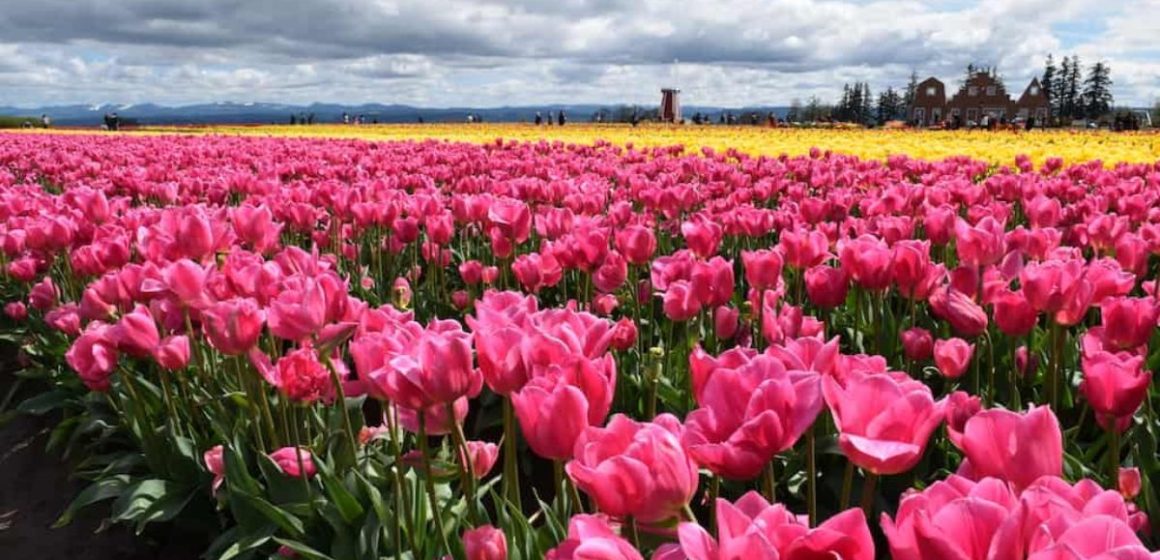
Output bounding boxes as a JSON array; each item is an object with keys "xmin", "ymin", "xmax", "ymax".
[
  {"xmin": 1058, "ymin": 56, "xmax": 1073, "ymax": 119},
  {"xmin": 860, "ymin": 83, "xmax": 874, "ymax": 125},
  {"xmin": 877, "ymin": 87, "xmax": 903, "ymax": 124},
  {"xmin": 1082, "ymin": 61, "xmax": 1113, "ymax": 119},
  {"xmin": 903, "ymin": 71, "xmax": 919, "ymax": 111},
  {"xmin": 838, "ymin": 84, "xmax": 852, "ymax": 121},
  {"xmin": 1042, "ymin": 54, "xmax": 1058, "ymax": 120},
  {"xmin": 786, "ymin": 99, "xmax": 802, "ymax": 123},
  {"xmin": 1064, "ymin": 56, "xmax": 1083, "ymax": 120}
]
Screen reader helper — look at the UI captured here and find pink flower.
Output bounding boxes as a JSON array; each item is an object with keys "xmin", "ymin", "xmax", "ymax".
[
  {"xmin": 461, "ymin": 441, "xmax": 499, "ymax": 480},
  {"xmin": 900, "ymin": 328, "xmax": 934, "ymax": 361},
  {"xmin": 463, "ymin": 525, "xmax": 507, "ymax": 560},
  {"xmin": 955, "ymin": 405, "xmax": 1062, "ymax": 491},
  {"xmin": 567, "ymin": 414, "xmax": 699, "ymax": 524},
  {"xmin": 28, "ymin": 276, "xmax": 59, "ymax": 310},
  {"xmin": 881, "ymin": 475, "xmax": 1017, "ymax": 560},
  {"xmin": 933, "ymin": 338, "xmax": 974, "ymax": 379},
  {"xmin": 153, "ymin": 335, "xmax": 191, "ymax": 371},
  {"xmin": 66, "ymin": 323, "xmax": 119, "ymax": 392},
  {"xmin": 610, "ymin": 318, "xmax": 638, "ymax": 351},
  {"xmin": 823, "ymin": 373, "xmax": 945, "ymax": 475},
  {"xmin": 110, "ymin": 305, "xmax": 161, "ymax": 358},
  {"xmin": 670, "ymin": 492, "xmax": 873, "ymax": 560},
  {"xmin": 1080, "ymin": 351, "xmax": 1151, "ymax": 432},
  {"xmin": 1118, "ymin": 467, "xmax": 1141, "ymax": 499},
  {"xmin": 616, "ymin": 225, "xmax": 657, "ymax": 265},
  {"xmin": 545, "ymin": 515, "xmax": 642, "ymax": 560},
  {"xmin": 663, "ymin": 280, "xmax": 702, "ymax": 321},
  {"xmin": 992, "ymin": 289, "xmax": 1037, "ymax": 337},
  {"xmin": 203, "ymin": 445, "xmax": 225, "ymax": 494},
  {"xmin": 839, "ymin": 235, "xmax": 893, "ymax": 292},
  {"xmin": 929, "ymin": 288, "xmax": 989, "ymax": 338},
  {"xmin": 954, "ymin": 217, "xmax": 1006, "ymax": 268},
  {"xmin": 681, "ymin": 216, "xmax": 723, "ymax": 259},
  {"xmin": 202, "ymin": 298, "xmax": 266, "ymax": 355},
  {"xmin": 804, "ymin": 265, "xmax": 848, "ymax": 309},
  {"xmin": 268, "ymin": 447, "xmax": 317, "ymax": 479},
  {"xmin": 944, "ymin": 391, "xmax": 982, "ymax": 448},
  {"xmin": 742, "ymin": 249, "xmax": 784, "ymax": 291},
  {"xmin": 1099, "ymin": 297, "xmax": 1158, "ymax": 351},
  {"xmin": 4, "ymin": 301, "xmax": 27, "ymax": 320},
  {"xmin": 682, "ymin": 353, "xmax": 822, "ymax": 480},
  {"xmin": 365, "ymin": 320, "xmax": 480, "ymax": 409}
]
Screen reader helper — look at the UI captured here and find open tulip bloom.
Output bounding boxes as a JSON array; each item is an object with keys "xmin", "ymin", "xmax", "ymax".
[{"xmin": 2, "ymin": 130, "xmax": 1159, "ymax": 558}]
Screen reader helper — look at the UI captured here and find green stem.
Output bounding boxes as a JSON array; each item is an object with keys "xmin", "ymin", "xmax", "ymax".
[
  {"xmin": 840, "ymin": 461, "xmax": 855, "ymax": 510},
  {"xmin": 418, "ymin": 412, "xmax": 456, "ymax": 559},
  {"xmin": 447, "ymin": 403, "xmax": 479, "ymax": 524},
  {"xmin": 806, "ymin": 427, "xmax": 818, "ymax": 526},
  {"xmin": 502, "ymin": 399, "xmax": 523, "ymax": 511},
  {"xmin": 861, "ymin": 472, "xmax": 879, "ymax": 517},
  {"xmin": 624, "ymin": 516, "xmax": 641, "ymax": 551},
  {"xmin": 1108, "ymin": 426, "xmax": 1121, "ymax": 487},
  {"xmin": 763, "ymin": 461, "xmax": 777, "ymax": 503}
]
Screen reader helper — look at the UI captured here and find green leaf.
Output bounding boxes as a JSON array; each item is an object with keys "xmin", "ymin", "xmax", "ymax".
[
  {"xmin": 110, "ymin": 478, "xmax": 175, "ymax": 523},
  {"xmin": 272, "ymin": 538, "xmax": 335, "ymax": 560},
  {"xmin": 54, "ymin": 475, "xmax": 130, "ymax": 528},
  {"xmin": 133, "ymin": 485, "xmax": 198, "ymax": 533},
  {"xmin": 17, "ymin": 390, "xmax": 72, "ymax": 415},
  {"xmin": 242, "ymin": 495, "xmax": 306, "ymax": 538},
  {"xmin": 319, "ymin": 470, "xmax": 365, "ymax": 524}
]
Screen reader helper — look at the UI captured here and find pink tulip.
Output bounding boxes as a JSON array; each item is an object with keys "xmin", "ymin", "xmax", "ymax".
[
  {"xmin": 463, "ymin": 525, "xmax": 507, "ymax": 560},
  {"xmin": 203, "ymin": 445, "xmax": 225, "ymax": 494},
  {"xmin": 823, "ymin": 373, "xmax": 945, "ymax": 475},
  {"xmin": 956, "ymin": 405, "xmax": 1062, "ymax": 491},
  {"xmin": 690, "ymin": 257, "xmax": 734, "ymax": 308},
  {"xmin": 741, "ymin": 249, "xmax": 783, "ymax": 291},
  {"xmin": 268, "ymin": 447, "xmax": 317, "ymax": 479},
  {"xmin": 881, "ymin": 475, "xmax": 1018, "ymax": 560},
  {"xmin": 231, "ymin": 205, "xmax": 282, "ymax": 253},
  {"xmin": 670, "ymin": 492, "xmax": 873, "ymax": 560},
  {"xmin": 268, "ymin": 277, "xmax": 329, "ymax": 341},
  {"xmin": 1099, "ymin": 297, "xmax": 1158, "ymax": 351},
  {"xmin": 954, "ymin": 216, "xmax": 1006, "ymax": 268},
  {"xmin": 681, "ymin": 216, "xmax": 722, "ymax": 259},
  {"xmin": 933, "ymin": 338, "xmax": 974, "ymax": 379},
  {"xmin": 110, "ymin": 304, "xmax": 161, "ymax": 358},
  {"xmin": 202, "ymin": 298, "xmax": 266, "ymax": 355},
  {"xmin": 900, "ymin": 327, "xmax": 934, "ymax": 361},
  {"xmin": 804, "ymin": 265, "xmax": 848, "ymax": 309},
  {"xmin": 1118, "ymin": 467, "xmax": 1141, "ymax": 499},
  {"xmin": 1020, "ymin": 259, "xmax": 1093, "ymax": 326},
  {"xmin": 1015, "ymin": 346, "xmax": 1038, "ymax": 378},
  {"xmin": 153, "ymin": 335, "xmax": 191, "ymax": 371},
  {"xmin": 394, "ymin": 398, "xmax": 469, "ymax": 436},
  {"xmin": 779, "ymin": 229, "xmax": 829, "ymax": 269},
  {"xmin": 4, "ymin": 301, "xmax": 27, "ymax": 320},
  {"xmin": 365, "ymin": 320, "xmax": 479, "ymax": 409},
  {"xmin": 567, "ymin": 414, "xmax": 698, "ymax": 524},
  {"xmin": 992, "ymin": 289, "xmax": 1037, "ymax": 337},
  {"xmin": 610, "ymin": 318, "xmax": 637, "ymax": 351},
  {"xmin": 663, "ymin": 280, "xmax": 702, "ymax": 321},
  {"xmin": 461, "ymin": 441, "xmax": 499, "ymax": 480},
  {"xmin": 929, "ymin": 287, "xmax": 988, "ymax": 338},
  {"xmin": 712, "ymin": 306, "xmax": 739, "ymax": 340},
  {"xmin": 616, "ymin": 225, "xmax": 657, "ymax": 265},
  {"xmin": 944, "ymin": 391, "xmax": 982, "ymax": 448},
  {"xmin": 66, "ymin": 323, "xmax": 119, "ymax": 392},
  {"xmin": 839, "ymin": 235, "xmax": 893, "ymax": 292},
  {"xmin": 28, "ymin": 276, "xmax": 58, "ymax": 310},
  {"xmin": 511, "ymin": 377, "xmax": 592, "ymax": 461},
  {"xmin": 1080, "ymin": 351, "xmax": 1151, "ymax": 432},
  {"xmin": 682, "ymin": 354, "xmax": 822, "ymax": 480},
  {"xmin": 545, "ymin": 515, "xmax": 642, "ymax": 560}
]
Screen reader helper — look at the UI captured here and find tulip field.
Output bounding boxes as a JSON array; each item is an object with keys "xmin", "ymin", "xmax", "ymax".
[{"xmin": 2, "ymin": 128, "xmax": 1160, "ymax": 559}]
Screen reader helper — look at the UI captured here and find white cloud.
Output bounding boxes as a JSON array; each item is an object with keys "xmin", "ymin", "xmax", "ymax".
[{"xmin": 0, "ymin": 0, "xmax": 1154, "ymax": 108}]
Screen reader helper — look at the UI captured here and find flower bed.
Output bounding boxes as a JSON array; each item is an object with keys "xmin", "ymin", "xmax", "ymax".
[{"xmin": 1, "ymin": 131, "xmax": 1158, "ymax": 559}]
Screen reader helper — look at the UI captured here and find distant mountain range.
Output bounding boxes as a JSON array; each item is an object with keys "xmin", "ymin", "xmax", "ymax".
[{"xmin": 0, "ymin": 102, "xmax": 792, "ymax": 126}]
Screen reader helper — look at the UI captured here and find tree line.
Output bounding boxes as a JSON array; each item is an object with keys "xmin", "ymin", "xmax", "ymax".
[{"xmin": 808, "ymin": 56, "xmax": 1117, "ymax": 127}]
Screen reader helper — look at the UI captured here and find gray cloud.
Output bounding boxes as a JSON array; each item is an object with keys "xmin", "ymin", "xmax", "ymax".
[{"xmin": 0, "ymin": 0, "xmax": 1155, "ymax": 108}]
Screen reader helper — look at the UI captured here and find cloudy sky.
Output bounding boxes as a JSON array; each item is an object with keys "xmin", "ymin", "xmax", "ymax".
[{"xmin": 0, "ymin": 0, "xmax": 1157, "ymax": 108}]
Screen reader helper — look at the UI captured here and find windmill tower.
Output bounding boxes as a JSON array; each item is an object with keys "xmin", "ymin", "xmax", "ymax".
[{"xmin": 660, "ymin": 88, "xmax": 681, "ymax": 123}]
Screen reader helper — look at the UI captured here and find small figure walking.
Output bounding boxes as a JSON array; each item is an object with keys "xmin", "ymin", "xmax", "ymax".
[{"xmin": 557, "ymin": 110, "xmax": 566, "ymax": 126}]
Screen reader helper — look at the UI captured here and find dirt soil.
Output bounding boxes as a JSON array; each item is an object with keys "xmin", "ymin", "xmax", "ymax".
[{"xmin": 0, "ymin": 362, "xmax": 203, "ymax": 559}]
